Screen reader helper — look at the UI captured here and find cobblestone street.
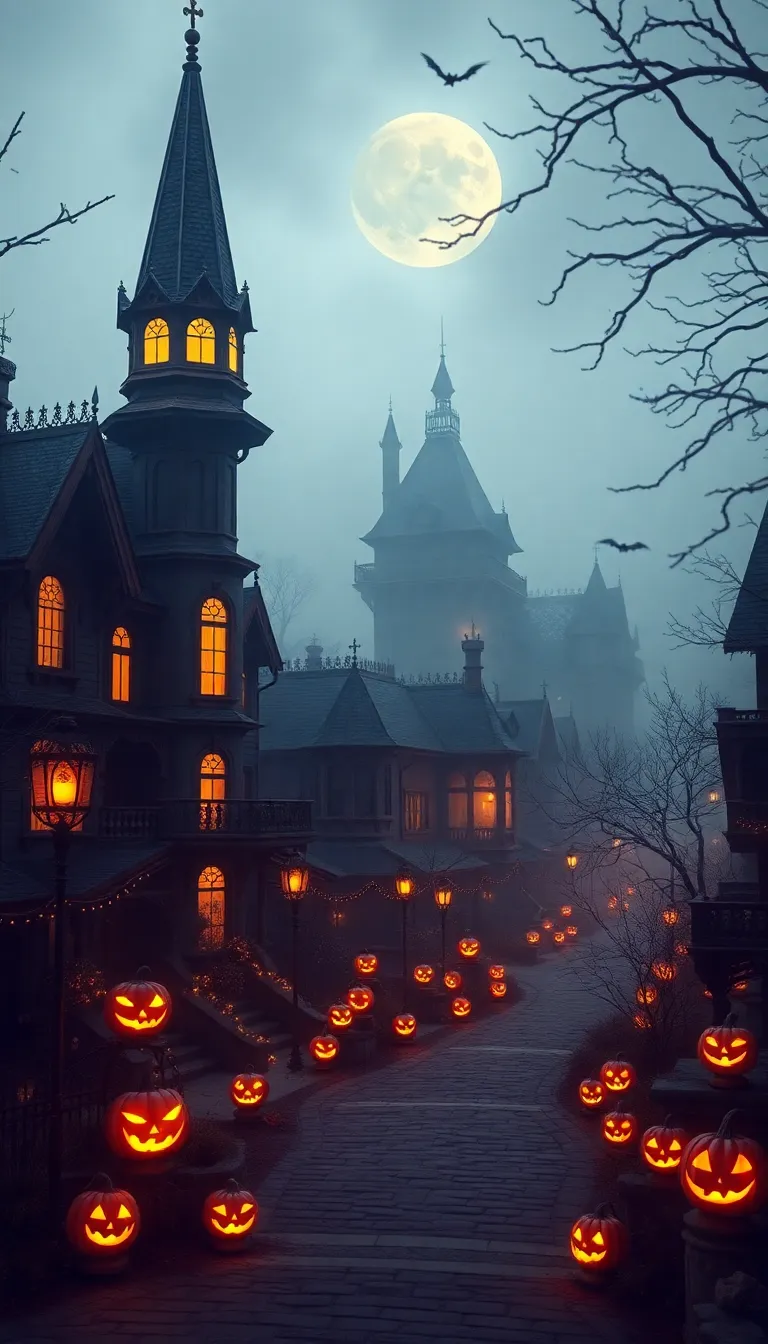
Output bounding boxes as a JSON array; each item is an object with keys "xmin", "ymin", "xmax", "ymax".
[{"xmin": 2, "ymin": 948, "xmax": 671, "ymax": 1344}]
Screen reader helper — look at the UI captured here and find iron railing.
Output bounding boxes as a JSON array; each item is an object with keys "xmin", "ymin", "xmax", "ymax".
[
  {"xmin": 689, "ymin": 899, "xmax": 768, "ymax": 954},
  {"xmin": 97, "ymin": 798, "xmax": 312, "ymax": 841}
]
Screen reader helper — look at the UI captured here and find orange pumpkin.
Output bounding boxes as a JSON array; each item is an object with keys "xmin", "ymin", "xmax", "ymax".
[
  {"xmin": 607, "ymin": 895, "xmax": 618, "ymax": 912},
  {"xmin": 328, "ymin": 1003, "xmax": 354, "ymax": 1030},
  {"xmin": 66, "ymin": 1174, "xmax": 140, "ymax": 1257},
  {"xmin": 393, "ymin": 1013, "xmax": 417, "ymax": 1039},
  {"xmin": 413, "ymin": 964, "xmax": 435, "ymax": 986},
  {"xmin": 451, "ymin": 996, "xmax": 472, "ymax": 1020},
  {"xmin": 457, "ymin": 936, "xmax": 480, "ymax": 960},
  {"xmin": 106, "ymin": 1088, "xmax": 188, "ymax": 1161},
  {"xmin": 488, "ymin": 964, "xmax": 505, "ymax": 980},
  {"xmin": 489, "ymin": 980, "xmax": 507, "ymax": 999},
  {"xmin": 565, "ymin": 925, "xmax": 578, "ymax": 938},
  {"xmin": 103, "ymin": 968, "xmax": 171, "ymax": 1039},
  {"xmin": 347, "ymin": 985, "xmax": 374, "ymax": 1013},
  {"xmin": 636, "ymin": 985, "xmax": 657, "ymax": 1006},
  {"xmin": 202, "ymin": 1178, "xmax": 258, "ymax": 1246},
  {"xmin": 553, "ymin": 930, "xmax": 566, "ymax": 945},
  {"xmin": 230, "ymin": 1073, "xmax": 269, "ymax": 1110},
  {"xmin": 542, "ymin": 918, "xmax": 554, "ymax": 931},
  {"xmin": 675, "ymin": 942, "xmax": 689, "ymax": 957},
  {"xmin": 662, "ymin": 906, "xmax": 679, "ymax": 926},
  {"xmin": 354, "ymin": 951, "xmax": 378, "ymax": 977},
  {"xmin": 602, "ymin": 1104, "xmax": 637, "ymax": 1147},
  {"xmin": 633, "ymin": 1010, "xmax": 652, "ymax": 1030},
  {"xmin": 309, "ymin": 1033, "xmax": 339, "ymax": 1065},
  {"xmin": 681, "ymin": 1111, "xmax": 766, "ymax": 1217},
  {"xmin": 570, "ymin": 1204, "xmax": 628, "ymax": 1272},
  {"xmin": 525, "ymin": 930, "xmax": 540, "ymax": 945},
  {"xmin": 443, "ymin": 970, "xmax": 462, "ymax": 991},
  {"xmin": 560, "ymin": 904, "xmax": 572, "ymax": 918},
  {"xmin": 600, "ymin": 1058, "xmax": 636, "ymax": 1093},
  {"xmin": 651, "ymin": 960, "xmax": 677, "ymax": 982},
  {"xmin": 578, "ymin": 1078, "xmax": 605, "ymax": 1109},
  {"xmin": 697, "ymin": 1015, "xmax": 758, "ymax": 1080},
  {"xmin": 641, "ymin": 1117, "xmax": 687, "ymax": 1173}
]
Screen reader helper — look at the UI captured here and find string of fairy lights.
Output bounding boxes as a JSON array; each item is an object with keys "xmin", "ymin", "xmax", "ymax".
[{"xmin": 0, "ymin": 870, "xmax": 155, "ymax": 925}]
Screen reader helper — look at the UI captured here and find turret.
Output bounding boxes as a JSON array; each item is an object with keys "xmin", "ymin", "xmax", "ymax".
[{"xmin": 380, "ymin": 403, "xmax": 401, "ymax": 512}]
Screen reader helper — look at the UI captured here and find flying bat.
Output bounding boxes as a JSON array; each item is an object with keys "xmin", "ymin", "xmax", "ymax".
[
  {"xmin": 597, "ymin": 538, "xmax": 650, "ymax": 552},
  {"xmin": 421, "ymin": 53, "xmax": 488, "ymax": 86}
]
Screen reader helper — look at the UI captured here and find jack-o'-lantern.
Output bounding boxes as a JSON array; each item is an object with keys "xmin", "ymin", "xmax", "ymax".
[
  {"xmin": 230, "ymin": 1073, "xmax": 269, "ymax": 1110},
  {"xmin": 202, "ymin": 1178, "xmax": 258, "ymax": 1246},
  {"xmin": 553, "ymin": 930, "xmax": 566, "ymax": 945},
  {"xmin": 680, "ymin": 1111, "xmax": 766, "ymax": 1217},
  {"xmin": 607, "ymin": 895, "xmax": 618, "ymax": 912},
  {"xmin": 731, "ymin": 981, "xmax": 748, "ymax": 994},
  {"xmin": 641, "ymin": 1117, "xmax": 687, "ymax": 1173},
  {"xmin": 103, "ymin": 968, "xmax": 171, "ymax": 1039},
  {"xmin": 651, "ymin": 960, "xmax": 677, "ymax": 982},
  {"xmin": 443, "ymin": 970, "xmax": 462, "ymax": 991},
  {"xmin": 354, "ymin": 951, "xmax": 378, "ymax": 977},
  {"xmin": 633, "ymin": 1010, "xmax": 652, "ymax": 1030},
  {"xmin": 560, "ymin": 904, "xmax": 572, "ymax": 918},
  {"xmin": 489, "ymin": 980, "xmax": 507, "ymax": 999},
  {"xmin": 328, "ymin": 1003, "xmax": 354, "ymax": 1031},
  {"xmin": 458, "ymin": 936, "xmax": 480, "ymax": 960},
  {"xmin": 600, "ymin": 1058, "xmax": 636, "ymax": 1093},
  {"xmin": 347, "ymin": 985, "xmax": 374, "ymax": 1013},
  {"xmin": 451, "ymin": 996, "xmax": 471, "ymax": 1019},
  {"xmin": 578, "ymin": 1079, "xmax": 605, "ymax": 1109},
  {"xmin": 602, "ymin": 1104, "xmax": 637, "ymax": 1147},
  {"xmin": 662, "ymin": 906, "xmax": 679, "ymax": 926},
  {"xmin": 526, "ymin": 930, "xmax": 540, "ymax": 945},
  {"xmin": 569, "ymin": 1205, "xmax": 628, "ymax": 1272},
  {"xmin": 542, "ymin": 918, "xmax": 554, "ymax": 931},
  {"xmin": 636, "ymin": 984, "xmax": 657, "ymax": 1006},
  {"xmin": 309, "ymin": 1033, "xmax": 339, "ymax": 1065},
  {"xmin": 393, "ymin": 1013, "xmax": 417, "ymax": 1039},
  {"xmin": 566, "ymin": 925, "xmax": 578, "ymax": 938},
  {"xmin": 697, "ymin": 1015, "xmax": 757, "ymax": 1080},
  {"xmin": 413, "ymin": 964, "xmax": 435, "ymax": 985},
  {"xmin": 626, "ymin": 886, "xmax": 636, "ymax": 896},
  {"xmin": 675, "ymin": 941, "xmax": 689, "ymax": 957},
  {"xmin": 106, "ymin": 1088, "xmax": 188, "ymax": 1160},
  {"xmin": 489, "ymin": 964, "xmax": 505, "ymax": 981},
  {"xmin": 65, "ymin": 1174, "xmax": 140, "ymax": 1257}
]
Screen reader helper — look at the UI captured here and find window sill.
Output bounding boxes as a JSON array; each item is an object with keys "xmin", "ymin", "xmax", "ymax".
[
  {"xmin": 27, "ymin": 667, "xmax": 79, "ymax": 691},
  {"xmin": 190, "ymin": 695, "xmax": 239, "ymax": 709}
]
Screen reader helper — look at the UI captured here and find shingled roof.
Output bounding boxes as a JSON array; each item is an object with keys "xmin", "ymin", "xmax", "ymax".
[
  {"xmin": 724, "ymin": 499, "xmax": 768, "ymax": 651},
  {"xmin": 0, "ymin": 424, "xmax": 91, "ymax": 560}
]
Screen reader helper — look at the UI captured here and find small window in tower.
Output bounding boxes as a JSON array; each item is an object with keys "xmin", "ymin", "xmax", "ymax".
[
  {"xmin": 187, "ymin": 317, "xmax": 216, "ymax": 364},
  {"xmin": 144, "ymin": 318, "xmax": 170, "ymax": 365},
  {"xmin": 111, "ymin": 626, "xmax": 131, "ymax": 702},
  {"xmin": 228, "ymin": 327, "xmax": 238, "ymax": 374},
  {"xmin": 37, "ymin": 575, "xmax": 65, "ymax": 668},
  {"xmin": 200, "ymin": 596, "xmax": 227, "ymax": 696},
  {"xmin": 200, "ymin": 752, "xmax": 226, "ymax": 831},
  {"xmin": 197, "ymin": 865, "xmax": 225, "ymax": 950}
]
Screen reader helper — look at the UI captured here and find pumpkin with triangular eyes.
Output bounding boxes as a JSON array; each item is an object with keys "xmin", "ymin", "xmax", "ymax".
[
  {"xmin": 600, "ymin": 1058, "xmax": 636, "ymax": 1093},
  {"xmin": 578, "ymin": 1078, "xmax": 605, "ymax": 1110},
  {"xmin": 570, "ymin": 1206, "xmax": 628, "ymax": 1272},
  {"xmin": 413, "ymin": 964, "xmax": 434, "ymax": 986},
  {"xmin": 230, "ymin": 1073, "xmax": 269, "ymax": 1110},
  {"xmin": 393, "ymin": 1013, "xmax": 417, "ymax": 1039},
  {"xmin": 458, "ymin": 937, "xmax": 480, "ymax": 960},
  {"xmin": 681, "ymin": 1111, "xmax": 766, "ymax": 1216},
  {"xmin": 354, "ymin": 952, "xmax": 378, "ymax": 977},
  {"xmin": 641, "ymin": 1117, "xmax": 687, "ymax": 1173},
  {"xmin": 203, "ymin": 1178, "xmax": 258, "ymax": 1247},
  {"xmin": 328, "ymin": 1003, "xmax": 354, "ymax": 1031},
  {"xmin": 697, "ymin": 1015, "xmax": 757, "ymax": 1079},
  {"xmin": 103, "ymin": 968, "xmax": 171, "ymax": 1038},
  {"xmin": 66, "ymin": 1174, "xmax": 140, "ymax": 1257},
  {"xmin": 106, "ymin": 1087, "xmax": 188, "ymax": 1160},
  {"xmin": 601, "ymin": 1105, "xmax": 637, "ymax": 1147}
]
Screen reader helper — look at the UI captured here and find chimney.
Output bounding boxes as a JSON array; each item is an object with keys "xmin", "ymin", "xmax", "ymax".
[
  {"xmin": 0, "ymin": 356, "xmax": 16, "ymax": 435},
  {"xmin": 461, "ymin": 624, "xmax": 484, "ymax": 695},
  {"xmin": 305, "ymin": 636, "xmax": 323, "ymax": 671}
]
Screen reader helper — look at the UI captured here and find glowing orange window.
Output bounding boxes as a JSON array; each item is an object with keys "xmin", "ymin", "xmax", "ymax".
[
  {"xmin": 200, "ymin": 597, "xmax": 227, "ymax": 696},
  {"xmin": 144, "ymin": 318, "xmax": 170, "ymax": 364},
  {"xmin": 197, "ymin": 865, "xmax": 225, "ymax": 950},
  {"xmin": 187, "ymin": 318, "xmax": 215, "ymax": 364},
  {"xmin": 200, "ymin": 752, "xmax": 226, "ymax": 831},
  {"xmin": 228, "ymin": 327, "xmax": 238, "ymax": 373},
  {"xmin": 37, "ymin": 576, "xmax": 65, "ymax": 668},
  {"xmin": 111, "ymin": 627, "xmax": 131, "ymax": 702}
]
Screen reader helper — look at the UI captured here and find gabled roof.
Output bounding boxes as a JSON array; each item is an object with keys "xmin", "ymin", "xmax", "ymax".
[
  {"xmin": 408, "ymin": 682, "xmax": 523, "ymax": 754},
  {"xmin": 724, "ymin": 500, "xmax": 768, "ymax": 651},
  {"xmin": 566, "ymin": 562, "xmax": 631, "ymax": 640},
  {"xmin": 243, "ymin": 582, "xmax": 282, "ymax": 674},
  {"xmin": 554, "ymin": 714, "xmax": 580, "ymax": 758},
  {"xmin": 259, "ymin": 668, "xmax": 440, "ymax": 752},
  {"xmin": 499, "ymin": 698, "xmax": 552, "ymax": 758}
]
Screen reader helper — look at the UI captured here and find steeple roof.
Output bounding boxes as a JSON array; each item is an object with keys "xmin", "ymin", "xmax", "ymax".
[
  {"xmin": 380, "ymin": 409, "xmax": 401, "ymax": 450},
  {"xmin": 431, "ymin": 354, "xmax": 454, "ymax": 402}
]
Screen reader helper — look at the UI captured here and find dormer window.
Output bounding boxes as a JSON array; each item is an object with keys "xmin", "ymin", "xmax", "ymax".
[
  {"xmin": 228, "ymin": 327, "xmax": 238, "ymax": 374},
  {"xmin": 144, "ymin": 318, "xmax": 170, "ymax": 364},
  {"xmin": 111, "ymin": 627, "xmax": 131, "ymax": 702},
  {"xmin": 37, "ymin": 575, "xmax": 65, "ymax": 668},
  {"xmin": 200, "ymin": 596, "xmax": 227, "ymax": 695},
  {"xmin": 187, "ymin": 317, "xmax": 216, "ymax": 364}
]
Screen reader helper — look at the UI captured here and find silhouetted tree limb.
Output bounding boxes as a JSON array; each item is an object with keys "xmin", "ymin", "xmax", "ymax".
[
  {"xmin": 258, "ymin": 555, "xmax": 315, "ymax": 650},
  {"xmin": 1, "ymin": 112, "xmax": 113, "ymax": 260},
  {"xmin": 425, "ymin": 2, "xmax": 768, "ymax": 563}
]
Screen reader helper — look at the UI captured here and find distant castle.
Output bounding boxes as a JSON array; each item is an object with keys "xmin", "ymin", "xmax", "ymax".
[{"xmin": 354, "ymin": 348, "xmax": 643, "ymax": 737}]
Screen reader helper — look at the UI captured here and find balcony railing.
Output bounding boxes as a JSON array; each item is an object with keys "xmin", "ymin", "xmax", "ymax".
[
  {"xmin": 354, "ymin": 563, "xmax": 375, "ymax": 587},
  {"xmin": 690, "ymin": 899, "xmax": 768, "ymax": 955},
  {"xmin": 724, "ymin": 799, "xmax": 768, "ymax": 839},
  {"xmin": 449, "ymin": 827, "xmax": 509, "ymax": 844},
  {"xmin": 97, "ymin": 799, "xmax": 312, "ymax": 842},
  {"xmin": 717, "ymin": 708, "xmax": 768, "ymax": 724}
]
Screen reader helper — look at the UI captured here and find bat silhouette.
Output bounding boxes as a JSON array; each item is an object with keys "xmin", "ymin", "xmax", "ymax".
[
  {"xmin": 597, "ymin": 538, "xmax": 650, "ymax": 553},
  {"xmin": 421, "ymin": 53, "xmax": 488, "ymax": 86}
]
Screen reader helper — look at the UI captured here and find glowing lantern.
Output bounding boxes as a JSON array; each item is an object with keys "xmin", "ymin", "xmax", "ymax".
[
  {"xmin": 640, "ymin": 1117, "xmax": 687, "ymax": 1174},
  {"xmin": 106, "ymin": 1088, "xmax": 189, "ymax": 1161},
  {"xmin": 697, "ymin": 1015, "xmax": 758, "ymax": 1080},
  {"xmin": 542, "ymin": 918, "xmax": 554, "ymax": 931},
  {"xmin": 443, "ymin": 970, "xmax": 462, "ymax": 991},
  {"xmin": 103, "ymin": 968, "xmax": 171, "ymax": 1039},
  {"xmin": 565, "ymin": 851, "xmax": 579, "ymax": 870},
  {"xmin": 30, "ymin": 725, "xmax": 96, "ymax": 832},
  {"xmin": 560, "ymin": 904, "xmax": 572, "ymax": 918},
  {"xmin": 280, "ymin": 862, "xmax": 309, "ymax": 897},
  {"xmin": 526, "ymin": 930, "xmax": 540, "ymax": 945},
  {"xmin": 65, "ymin": 1174, "xmax": 140, "ymax": 1260},
  {"xmin": 651, "ymin": 960, "xmax": 677, "ymax": 982},
  {"xmin": 600, "ymin": 1058, "xmax": 636, "ymax": 1093},
  {"xmin": 354, "ymin": 951, "xmax": 378, "ymax": 977},
  {"xmin": 680, "ymin": 1111, "xmax": 766, "ymax": 1217},
  {"xmin": 489, "ymin": 980, "xmax": 507, "ymax": 999},
  {"xmin": 347, "ymin": 985, "xmax": 374, "ymax": 1013},
  {"xmin": 578, "ymin": 1079, "xmax": 605, "ymax": 1110},
  {"xmin": 413, "ymin": 964, "xmax": 434, "ymax": 986},
  {"xmin": 553, "ymin": 931, "xmax": 566, "ymax": 945},
  {"xmin": 309, "ymin": 1033, "xmax": 339, "ymax": 1066},
  {"xmin": 488, "ymin": 965, "xmax": 505, "ymax": 980},
  {"xmin": 565, "ymin": 925, "xmax": 578, "ymax": 938},
  {"xmin": 636, "ymin": 985, "xmax": 657, "ymax": 1006},
  {"xmin": 708, "ymin": 789, "xmax": 721, "ymax": 804},
  {"xmin": 457, "ymin": 936, "xmax": 480, "ymax": 960},
  {"xmin": 202, "ymin": 1178, "xmax": 258, "ymax": 1248},
  {"xmin": 662, "ymin": 906, "xmax": 679, "ymax": 926},
  {"xmin": 393, "ymin": 1013, "xmax": 417, "ymax": 1039},
  {"xmin": 230, "ymin": 1074, "xmax": 269, "ymax": 1110},
  {"xmin": 451, "ymin": 996, "xmax": 472, "ymax": 1020},
  {"xmin": 434, "ymin": 884, "xmax": 452, "ymax": 909},
  {"xmin": 601, "ymin": 1104, "xmax": 637, "ymax": 1147},
  {"xmin": 611, "ymin": 838, "xmax": 622, "ymax": 849},
  {"xmin": 570, "ymin": 1205, "xmax": 628, "ymax": 1273},
  {"xmin": 395, "ymin": 869, "xmax": 414, "ymax": 899}
]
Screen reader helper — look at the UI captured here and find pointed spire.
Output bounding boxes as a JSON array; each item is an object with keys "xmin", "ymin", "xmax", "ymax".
[
  {"xmin": 585, "ymin": 558, "xmax": 607, "ymax": 597},
  {"xmin": 431, "ymin": 317, "xmax": 454, "ymax": 404},
  {"xmin": 380, "ymin": 406, "xmax": 401, "ymax": 450}
]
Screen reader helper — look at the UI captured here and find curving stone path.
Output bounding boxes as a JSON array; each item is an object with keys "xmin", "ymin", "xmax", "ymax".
[{"xmin": 0, "ymin": 947, "xmax": 674, "ymax": 1343}]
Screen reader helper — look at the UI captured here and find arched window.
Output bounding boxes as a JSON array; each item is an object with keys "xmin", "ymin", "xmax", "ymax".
[
  {"xmin": 187, "ymin": 317, "xmax": 216, "ymax": 364},
  {"xmin": 228, "ymin": 327, "xmax": 238, "ymax": 374},
  {"xmin": 111, "ymin": 627, "xmax": 131, "ymax": 702},
  {"xmin": 473, "ymin": 771, "xmax": 497, "ymax": 830},
  {"xmin": 144, "ymin": 318, "xmax": 170, "ymax": 365},
  {"xmin": 197, "ymin": 865, "xmax": 225, "ymax": 950},
  {"xmin": 447, "ymin": 771, "xmax": 468, "ymax": 830},
  {"xmin": 37, "ymin": 575, "xmax": 65, "ymax": 668},
  {"xmin": 200, "ymin": 752, "xmax": 226, "ymax": 830},
  {"xmin": 200, "ymin": 596, "xmax": 227, "ymax": 695},
  {"xmin": 504, "ymin": 770, "xmax": 513, "ymax": 831},
  {"xmin": 29, "ymin": 741, "xmax": 83, "ymax": 832}
]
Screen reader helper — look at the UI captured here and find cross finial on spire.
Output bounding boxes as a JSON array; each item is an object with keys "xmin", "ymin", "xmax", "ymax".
[
  {"xmin": 349, "ymin": 638, "xmax": 360, "ymax": 667},
  {"xmin": 182, "ymin": 1, "xmax": 203, "ymax": 67},
  {"xmin": 183, "ymin": 0, "xmax": 203, "ymax": 27},
  {"xmin": 388, "ymin": 394, "xmax": 392, "ymax": 413},
  {"xmin": 542, "ymin": 678, "xmax": 548, "ymax": 698},
  {"xmin": 0, "ymin": 310, "xmax": 14, "ymax": 357},
  {"xmin": 439, "ymin": 316, "xmax": 445, "ymax": 358}
]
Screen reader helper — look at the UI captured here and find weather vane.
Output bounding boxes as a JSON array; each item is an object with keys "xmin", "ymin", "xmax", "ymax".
[
  {"xmin": 0, "ymin": 309, "xmax": 14, "ymax": 358},
  {"xmin": 183, "ymin": 0, "xmax": 203, "ymax": 27}
]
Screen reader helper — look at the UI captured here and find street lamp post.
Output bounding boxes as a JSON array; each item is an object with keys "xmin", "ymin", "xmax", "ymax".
[
  {"xmin": 395, "ymin": 869, "xmax": 414, "ymax": 1009},
  {"xmin": 30, "ymin": 719, "xmax": 96, "ymax": 1217},
  {"xmin": 434, "ymin": 883, "xmax": 453, "ymax": 978},
  {"xmin": 565, "ymin": 850, "xmax": 579, "ymax": 872},
  {"xmin": 281, "ymin": 858, "xmax": 310, "ymax": 1073}
]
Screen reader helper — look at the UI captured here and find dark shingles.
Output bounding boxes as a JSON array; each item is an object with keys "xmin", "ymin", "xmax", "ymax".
[
  {"xmin": 0, "ymin": 425, "xmax": 89, "ymax": 559},
  {"xmin": 409, "ymin": 683, "xmax": 522, "ymax": 753},
  {"xmin": 498, "ymin": 699, "xmax": 546, "ymax": 755},
  {"xmin": 258, "ymin": 672, "xmax": 348, "ymax": 751},
  {"xmin": 307, "ymin": 838, "xmax": 487, "ymax": 879},
  {"xmin": 104, "ymin": 439, "xmax": 136, "ymax": 538},
  {"xmin": 0, "ymin": 844, "xmax": 167, "ymax": 906},
  {"xmin": 725, "ymin": 499, "xmax": 768, "ymax": 650},
  {"xmin": 259, "ymin": 670, "xmax": 439, "ymax": 752}
]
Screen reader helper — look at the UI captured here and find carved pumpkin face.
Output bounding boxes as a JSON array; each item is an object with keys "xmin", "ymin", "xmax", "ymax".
[
  {"xmin": 354, "ymin": 952, "xmax": 378, "ymax": 977},
  {"xmin": 328, "ymin": 1003, "xmax": 354, "ymax": 1030},
  {"xmin": 443, "ymin": 970, "xmax": 462, "ymax": 991},
  {"xmin": 393, "ymin": 1013, "xmax": 417, "ymax": 1038},
  {"xmin": 636, "ymin": 985, "xmax": 657, "ymax": 1006},
  {"xmin": 451, "ymin": 996, "xmax": 472, "ymax": 1019},
  {"xmin": 662, "ymin": 906, "xmax": 679, "ymax": 926},
  {"xmin": 347, "ymin": 985, "xmax": 374, "ymax": 1013},
  {"xmin": 526, "ymin": 930, "xmax": 540, "ymax": 945},
  {"xmin": 697, "ymin": 1016, "xmax": 757, "ymax": 1078},
  {"xmin": 106, "ymin": 1088, "xmax": 188, "ymax": 1160},
  {"xmin": 203, "ymin": 1179, "xmax": 258, "ymax": 1243},
  {"xmin": 542, "ymin": 918, "xmax": 554, "ymax": 931},
  {"xmin": 103, "ymin": 971, "xmax": 171, "ymax": 1038},
  {"xmin": 457, "ymin": 937, "xmax": 480, "ymax": 960},
  {"xmin": 633, "ymin": 1010, "xmax": 652, "ymax": 1030},
  {"xmin": 602, "ymin": 1106, "xmax": 637, "ymax": 1147},
  {"xmin": 230, "ymin": 1073, "xmax": 269, "ymax": 1109},
  {"xmin": 309, "ymin": 1033, "xmax": 339, "ymax": 1064},
  {"xmin": 570, "ymin": 1208, "xmax": 627, "ymax": 1272},
  {"xmin": 675, "ymin": 942, "xmax": 689, "ymax": 957},
  {"xmin": 578, "ymin": 1079, "xmax": 605, "ymax": 1109},
  {"xmin": 681, "ymin": 1113, "xmax": 765, "ymax": 1216},
  {"xmin": 651, "ymin": 960, "xmax": 676, "ymax": 982},
  {"xmin": 600, "ymin": 1059, "xmax": 636, "ymax": 1093},
  {"xmin": 560, "ymin": 904, "xmax": 572, "ymax": 918},
  {"xmin": 488, "ymin": 964, "xmax": 505, "ymax": 980},
  {"xmin": 607, "ymin": 896, "xmax": 618, "ymax": 912},
  {"xmin": 413, "ymin": 964, "xmax": 434, "ymax": 985},
  {"xmin": 565, "ymin": 925, "xmax": 578, "ymax": 937},
  {"xmin": 65, "ymin": 1176, "xmax": 140, "ymax": 1256},
  {"xmin": 553, "ymin": 931, "xmax": 566, "ymax": 945},
  {"xmin": 641, "ymin": 1118, "xmax": 687, "ymax": 1173},
  {"xmin": 489, "ymin": 980, "xmax": 507, "ymax": 999}
]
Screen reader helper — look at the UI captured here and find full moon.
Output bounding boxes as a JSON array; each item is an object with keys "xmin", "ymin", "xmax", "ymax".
[{"xmin": 351, "ymin": 112, "xmax": 503, "ymax": 268}]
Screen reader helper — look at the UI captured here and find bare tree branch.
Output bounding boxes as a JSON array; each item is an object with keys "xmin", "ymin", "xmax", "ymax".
[{"xmin": 258, "ymin": 555, "xmax": 315, "ymax": 651}]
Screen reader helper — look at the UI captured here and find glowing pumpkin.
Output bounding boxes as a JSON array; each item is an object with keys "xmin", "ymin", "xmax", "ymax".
[
  {"xmin": 347, "ymin": 985, "xmax": 374, "ymax": 1013},
  {"xmin": 106, "ymin": 1088, "xmax": 188, "ymax": 1161},
  {"xmin": 633, "ymin": 1011, "xmax": 652, "ymax": 1030},
  {"xmin": 570, "ymin": 1205, "xmax": 628, "ymax": 1273},
  {"xmin": 103, "ymin": 968, "xmax": 171, "ymax": 1038},
  {"xmin": 451, "ymin": 996, "xmax": 472, "ymax": 1019},
  {"xmin": 457, "ymin": 937, "xmax": 480, "ymax": 960},
  {"xmin": 697, "ymin": 1015, "xmax": 757, "ymax": 1080},
  {"xmin": 309, "ymin": 1033, "xmax": 339, "ymax": 1065},
  {"xmin": 578, "ymin": 1079, "xmax": 605, "ymax": 1109},
  {"xmin": 526, "ymin": 930, "xmax": 540, "ymax": 945},
  {"xmin": 354, "ymin": 951, "xmax": 378, "ymax": 977},
  {"xmin": 602, "ymin": 1104, "xmax": 637, "ymax": 1147},
  {"xmin": 553, "ymin": 931, "xmax": 566, "ymax": 945},
  {"xmin": 607, "ymin": 895, "xmax": 618, "ymax": 912},
  {"xmin": 680, "ymin": 1111, "xmax": 766, "ymax": 1217},
  {"xmin": 488, "ymin": 964, "xmax": 505, "ymax": 980},
  {"xmin": 393, "ymin": 1013, "xmax": 417, "ymax": 1039},
  {"xmin": 731, "ymin": 981, "xmax": 748, "ymax": 994},
  {"xmin": 413, "ymin": 964, "xmax": 434, "ymax": 986},
  {"xmin": 489, "ymin": 980, "xmax": 507, "ymax": 999},
  {"xmin": 443, "ymin": 970, "xmax": 462, "ymax": 991},
  {"xmin": 202, "ymin": 1178, "xmax": 258, "ymax": 1247},
  {"xmin": 651, "ymin": 960, "xmax": 677, "ymax": 982},
  {"xmin": 560, "ymin": 904, "xmax": 572, "ymax": 918},
  {"xmin": 641, "ymin": 1117, "xmax": 687, "ymax": 1173},
  {"xmin": 230, "ymin": 1073, "xmax": 269, "ymax": 1110},
  {"xmin": 565, "ymin": 925, "xmax": 578, "ymax": 938},
  {"xmin": 675, "ymin": 942, "xmax": 689, "ymax": 957},
  {"xmin": 636, "ymin": 985, "xmax": 657, "ymax": 1006},
  {"xmin": 65, "ymin": 1174, "xmax": 140, "ymax": 1258},
  {"xmin": 328, "ymin": 1003, "xmax": 354, "ymax": 1031},
  {"xmin": 542, "ymin": 918, "xmax": 554, "ymax": 931},
  {"xmin": 600, "ymin": 1058, "xmax": 636, "ymax": 1093},
  {"xmin": 662, "ymin": 906, "xmax": 679, "ymax": 926}
]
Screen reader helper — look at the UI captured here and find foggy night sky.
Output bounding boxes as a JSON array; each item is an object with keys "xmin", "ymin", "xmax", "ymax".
[{"xmin": 2, "ymin": 0, "xmax": 758, "ymax": 707}]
